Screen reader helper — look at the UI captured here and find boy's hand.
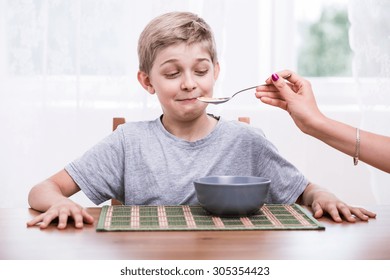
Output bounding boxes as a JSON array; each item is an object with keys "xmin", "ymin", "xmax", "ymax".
[
  {"xmin": 27, "ymin": 198, "xmax": 94, "ymax": 229},
  {"xmin": 309, "ymin": 190, "xmax": 376, "ymax": 223},
  {"xmin": 300, "ymin": 183, "xmax": 377, "ymax": 223}
]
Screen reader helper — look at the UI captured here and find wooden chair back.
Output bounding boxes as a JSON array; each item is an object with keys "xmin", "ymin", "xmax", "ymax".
[{"xmin": 111, "ymin": 118, "xmax": 126, "ymax": 206}]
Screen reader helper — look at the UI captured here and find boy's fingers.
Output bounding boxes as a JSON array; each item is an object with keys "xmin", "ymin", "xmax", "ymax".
[
  {"xmin": 350, "ymin": 207, "xmax": 376, "ymax": 221},
  {"xmin": 40, "ymin": 212, "xmax": 60, "ymax": 229},
  {"xmin": 71, "ymin": 208, "xmax": 87, "ymax": 228},
  {"xmin": 26, "ymin": 214, "xmax": 44, "ymax": 227},
  {"xmin": 360, "ymin": 208, "xmax": 377, "ymax": 218},
  {"xmin": 311, "ymin": 202, "xmax": 324, "ymax": 219},
  {"xmin": 322, "ymin": 204, "xmax": 343, "ymax": 223},
  {"xmin": 337, "ymin": 205, "xmax": 356, "ymax": 223},
  {"xmin": 82, "ymin": 209, "xmax": 95, "ymax": 224},
  {"xmin": 27, "ymin": 207, "xmax": 94, "ymax": 230},
  {"xmin": 57, "ymin": 211, "xmax": 69, "ymax": 229}
]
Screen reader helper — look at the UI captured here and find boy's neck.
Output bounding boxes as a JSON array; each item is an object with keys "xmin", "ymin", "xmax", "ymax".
[{"xmin": 161, "ymin": 113, "xmax": 218, "ymax": 142}]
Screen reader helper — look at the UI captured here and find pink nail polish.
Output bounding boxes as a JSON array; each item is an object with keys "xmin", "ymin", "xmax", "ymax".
[{"xmin": 271, "ymin": 73, "xmax": 279, "ymax": 82}]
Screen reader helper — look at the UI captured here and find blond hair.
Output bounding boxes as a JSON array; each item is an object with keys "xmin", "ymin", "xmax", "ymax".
[{"xmin": 138, "ymin": 12, "xmax": 218, "ymax": 74}]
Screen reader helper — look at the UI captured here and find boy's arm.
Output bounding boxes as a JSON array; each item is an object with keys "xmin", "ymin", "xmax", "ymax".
[
  {"xmin": 27, "ymin": 169, "xmax": 94, "ymax": 229},
  {"xmin": 297, "ymin": 183, "xmax": 376, "ymax": 223}
]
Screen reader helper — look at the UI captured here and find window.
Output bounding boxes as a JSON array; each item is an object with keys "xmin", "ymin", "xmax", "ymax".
[{"xmin": 295, "ymin": 0, "xmax": 351, "ymax": 77}]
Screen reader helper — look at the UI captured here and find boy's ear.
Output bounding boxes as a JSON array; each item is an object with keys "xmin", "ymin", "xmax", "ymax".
[
  {"xmin": 137, "ymin": 71, "xmax": 155, "ymax": 94},
  {"xmin": 213, "ymin": 62, "xmax": 220, "ymax": 80}
]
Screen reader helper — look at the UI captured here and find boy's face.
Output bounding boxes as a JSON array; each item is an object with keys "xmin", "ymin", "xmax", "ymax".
[{"xmin": 139, "ymin": 42, "xmax": 219, "ymax": 122}]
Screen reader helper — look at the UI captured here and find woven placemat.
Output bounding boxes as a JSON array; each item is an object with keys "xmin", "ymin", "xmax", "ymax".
[{"xmin": 96, "ymin": 204, "xmax": 325, "ymax": 231}]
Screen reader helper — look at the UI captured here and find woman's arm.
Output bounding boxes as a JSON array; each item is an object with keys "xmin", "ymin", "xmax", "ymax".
[{"xmin": 256, "ymin": 70, "xmax": 390, "ymax": 173}]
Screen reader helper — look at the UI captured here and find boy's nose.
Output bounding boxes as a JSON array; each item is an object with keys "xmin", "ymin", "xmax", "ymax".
[{"xmin": 181, "ymin": 74, "xmax": 197, "ymax": 91}]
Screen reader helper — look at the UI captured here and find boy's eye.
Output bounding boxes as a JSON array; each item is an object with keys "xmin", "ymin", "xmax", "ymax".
[
  {"xmin": 164, "ymin": 72, "xmax": 180, "ymax": 78},
  {"xmin": 195, "ymin": 69, "xmax": 209, "ymax": 76}
]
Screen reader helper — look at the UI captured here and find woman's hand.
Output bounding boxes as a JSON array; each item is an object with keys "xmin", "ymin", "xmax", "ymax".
[
  {"xmin": 27, "ymin": 198, "xmax": 94, "ymax": 229},
  {"xmin": 255, "ymin": 70, "xmax": 326, "ymax": 135}
]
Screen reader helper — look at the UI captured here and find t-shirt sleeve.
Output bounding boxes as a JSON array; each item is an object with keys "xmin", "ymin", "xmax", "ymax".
[
  {"xmin": 260, "ymin": 148, "xmax": 309, "ymax": 204},
  {"xmin": 65, "ymin": 127, "xmax": 125, "ymax": 205},
  {"xmin": 251, "ymin": 128, "xmax": 309, "ymax": 204}
]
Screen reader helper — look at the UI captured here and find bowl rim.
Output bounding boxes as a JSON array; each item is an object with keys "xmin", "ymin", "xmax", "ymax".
[{"xmin": 194, "ymin": 175, "xmax": 271, "ymax": 186}]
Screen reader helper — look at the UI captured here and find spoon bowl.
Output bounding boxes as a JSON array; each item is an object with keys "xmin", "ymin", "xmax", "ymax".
[{"xmin": 197, "ymin": 85, "xmax": 258, "ymax": 104}]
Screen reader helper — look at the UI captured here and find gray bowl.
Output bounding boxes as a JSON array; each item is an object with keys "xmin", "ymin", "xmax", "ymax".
[{"xmin": 193, "ymin": 176, "xmax": 271, "ymax": 216}]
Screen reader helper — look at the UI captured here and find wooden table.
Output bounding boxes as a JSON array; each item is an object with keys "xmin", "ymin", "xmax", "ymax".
[{"xmin": 1, "ymin": 205, "xmax": 389, "ymax": 260}]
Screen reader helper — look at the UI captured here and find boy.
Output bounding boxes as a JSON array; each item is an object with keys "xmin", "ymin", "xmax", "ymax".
[{"xmin": 27, "ymin": 12, "xmax": 375, "ymax": 229}]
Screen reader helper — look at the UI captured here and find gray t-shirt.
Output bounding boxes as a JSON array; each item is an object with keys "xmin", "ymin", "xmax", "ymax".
[{"xmin": 65, "ymin": 116, "xmax": 308, "ymax": 205}]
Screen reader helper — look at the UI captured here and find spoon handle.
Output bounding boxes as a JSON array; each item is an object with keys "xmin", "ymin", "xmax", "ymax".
[
  {"xmin": 231, "ymin": 85, "xmax": 259, "ymax": 98},
  {"xmin": 232, "ymin": 74, "xmax": 292, "ymax": 98}
]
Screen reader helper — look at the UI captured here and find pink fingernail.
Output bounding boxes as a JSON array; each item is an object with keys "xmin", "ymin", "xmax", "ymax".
[{"xmin": 271, "ymin": 73, "xmax": 279, "ymax": 82}]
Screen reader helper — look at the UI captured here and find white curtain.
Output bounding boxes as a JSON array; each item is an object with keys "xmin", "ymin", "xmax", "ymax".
[
  {"xmin": 349, "ymin": 0, "xmax": 390, "ymax": 203},
  {"xmin": 0, "ymin": 0, "xmax": 268, "ymax": 207}
]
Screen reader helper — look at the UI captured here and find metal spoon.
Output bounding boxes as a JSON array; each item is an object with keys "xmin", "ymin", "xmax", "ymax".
[{"xmin": 198, "ymin": 74, "xmax": 291, "ymax": 105}]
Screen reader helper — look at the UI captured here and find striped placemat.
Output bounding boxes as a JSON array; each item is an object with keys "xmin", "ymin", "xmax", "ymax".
[{"xmin": 96, "ymin": 204, "xmax": 325, "ymax": 231}]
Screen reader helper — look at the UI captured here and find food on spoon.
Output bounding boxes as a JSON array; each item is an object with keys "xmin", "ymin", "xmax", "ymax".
[{"xmin": 197, "ymin": 97, "xmax": 227, "ymax": 102}]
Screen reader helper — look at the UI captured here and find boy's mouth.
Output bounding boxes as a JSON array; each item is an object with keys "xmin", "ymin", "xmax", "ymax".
[
  {"xmin": 177, "ymin": 97, "xmax": 199, "ymax": 103},
  {"xmin": 176, "ymin": 96, "xmax": 201, "ymax": 102},
  {"xmin": 176, "ymin": 97, "xmax": 208, "ymax": 105}
]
